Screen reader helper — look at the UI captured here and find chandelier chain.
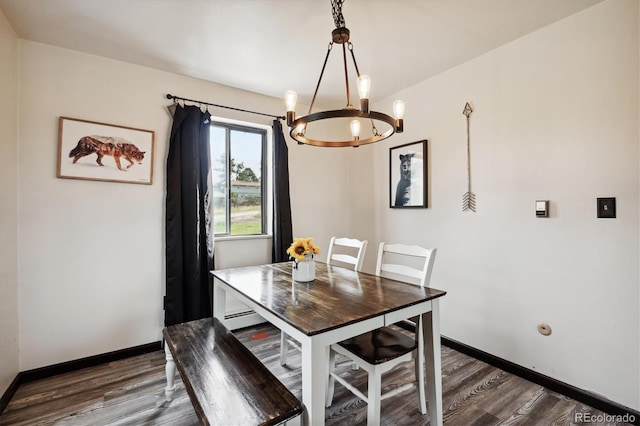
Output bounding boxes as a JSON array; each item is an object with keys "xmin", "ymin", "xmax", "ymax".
[{"xmin": 331, "ymin": 0, "xmax": 346, "ymax": 28}]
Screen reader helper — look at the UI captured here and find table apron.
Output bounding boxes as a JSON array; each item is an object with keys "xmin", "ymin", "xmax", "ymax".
[{"xmin": 384, "ymin": 300, "xmax": 433, "ymax": 325}]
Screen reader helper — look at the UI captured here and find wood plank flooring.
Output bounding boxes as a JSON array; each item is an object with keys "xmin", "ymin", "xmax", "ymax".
[{"xmin": 0, "ymin": 322, "xmax": 629, "ymax": 425}]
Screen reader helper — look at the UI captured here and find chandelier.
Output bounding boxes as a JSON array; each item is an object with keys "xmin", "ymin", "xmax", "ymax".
[{"xmin": 284, "ymin": 0, "xmax": 404, "ymax": 147}]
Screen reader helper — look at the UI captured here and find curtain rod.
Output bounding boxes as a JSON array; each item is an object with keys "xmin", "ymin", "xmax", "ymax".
[{"xmin": 166, "ymin": 94, "xmax": 285, "ymax": 120}]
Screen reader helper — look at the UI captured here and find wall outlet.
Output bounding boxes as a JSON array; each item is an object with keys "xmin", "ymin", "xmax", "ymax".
[{"xmin": 537, "ymin": 323, "xmax": 552, "ymax": 336}]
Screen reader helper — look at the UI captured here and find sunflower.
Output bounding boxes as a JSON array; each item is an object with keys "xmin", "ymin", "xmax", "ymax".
[
  {"xmin": 287, "ymin": 237, "xmax": 320, "ymax": 261},
  {"xmin": 304, "ymin": 238, "xmax": 320, "ymax": 254},
  {"xmin": 287, "ymin": 238, "xmax": 308, "ymax": 261}
]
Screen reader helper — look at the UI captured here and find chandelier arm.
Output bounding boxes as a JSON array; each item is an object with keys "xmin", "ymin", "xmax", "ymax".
[
  {"xmin": 348, "ymin": 43, "xmax": 361, "ymax": 77},
  {"xmin": 342, "ymin": 43, "xmax": 351, "ymax": 107},
  {"xmin": 308, "ymin": 42, "xmax": 334, "ymax": 116},
  {"xmin": 370, "ymin": 119, "xmax": 380, "ymax": 136}
]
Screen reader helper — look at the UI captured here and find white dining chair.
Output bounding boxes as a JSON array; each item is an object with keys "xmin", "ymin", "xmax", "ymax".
[
  {"xmin": 279, "ymin": 237, "xmax": 368, "ymax": 366},
  {"xmin": 325, "ymin": 242, "xmax": 437, "ymax": 426},
  {"xmin": 325, "ymin": 237, "xmax": 369, "ymax": 272}
]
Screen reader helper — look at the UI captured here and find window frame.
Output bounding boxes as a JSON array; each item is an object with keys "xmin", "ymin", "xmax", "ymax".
[{"xmin": 211, "ymin": 119, "xmax": 268, "ymax": 237}]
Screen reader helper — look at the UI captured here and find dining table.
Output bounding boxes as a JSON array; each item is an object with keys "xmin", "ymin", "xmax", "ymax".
[{"xmin": 211, "ymin": 261, "xmax": 446, "ymax": 426}]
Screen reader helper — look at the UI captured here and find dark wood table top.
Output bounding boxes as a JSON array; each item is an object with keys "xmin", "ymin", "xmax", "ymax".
[{"xmin": 212, "ymin": 262, "xmax": 446, "ymax": 336}]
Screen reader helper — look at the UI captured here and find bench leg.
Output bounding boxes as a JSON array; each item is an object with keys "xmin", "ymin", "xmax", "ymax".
[{"xmin": 164, "ymin": 344, "xmax": 176, "ymax": 401}]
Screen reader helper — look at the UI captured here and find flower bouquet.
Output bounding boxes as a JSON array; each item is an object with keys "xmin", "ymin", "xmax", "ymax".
[{"xmin": 287, "ymin": 237, "xmax": 320, "ymax": 282}]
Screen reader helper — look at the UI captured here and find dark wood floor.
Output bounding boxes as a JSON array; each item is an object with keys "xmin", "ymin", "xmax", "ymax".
[{"xmin": 0, "ymin": 322, "xmax": 628, "ymax": 425}]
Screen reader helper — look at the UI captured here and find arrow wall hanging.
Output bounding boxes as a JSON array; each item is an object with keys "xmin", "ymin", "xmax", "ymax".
[{"xmin": 462, "ymin": 102, "xmax": 476, "ymax": 212}]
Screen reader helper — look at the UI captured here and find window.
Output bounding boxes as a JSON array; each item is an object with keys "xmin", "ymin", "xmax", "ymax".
[{"xmin": 211, "ymin": 120, "xmax": 267, "ymax": 236}]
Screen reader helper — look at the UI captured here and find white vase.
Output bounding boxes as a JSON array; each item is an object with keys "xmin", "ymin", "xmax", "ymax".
[{"xmin": 292, "ymin": 255, "xmax": 315, "ymax": 282}]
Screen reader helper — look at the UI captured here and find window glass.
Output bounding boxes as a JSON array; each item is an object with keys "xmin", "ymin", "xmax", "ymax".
[
  {"xmin": 211, "ymin": 122, "xmax": 266, "ymax": 236},
  {"xmin": 211, "ymin": 126, "xmax": 228, "ymax": 234}
]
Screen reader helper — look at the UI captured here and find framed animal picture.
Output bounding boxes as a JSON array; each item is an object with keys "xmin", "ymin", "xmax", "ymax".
[
  {"xmin": 389, "ymin": 140, "xmax": 427, "ymax": 208},
  {"xmin": 57, "ymin": 117, "xmax": 155, "ymax": 185}
]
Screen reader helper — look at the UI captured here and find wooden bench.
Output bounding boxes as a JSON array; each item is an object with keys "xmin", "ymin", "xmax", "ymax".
[{"xmin": 163, "ymin": 318, "xmax": 302, "ymax": 426}]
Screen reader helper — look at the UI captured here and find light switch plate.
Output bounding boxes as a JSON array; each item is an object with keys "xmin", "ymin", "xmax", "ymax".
[
  {"xmin": 597, "ymin": 197, "xmax": 616, "ymax": 218},
  {"xmin": 535, "ymin": 200, "xmax": 549, "ymax": 217}
]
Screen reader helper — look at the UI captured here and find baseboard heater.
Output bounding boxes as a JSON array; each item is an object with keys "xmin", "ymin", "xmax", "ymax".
[{"xmin": 224, "ymin": 309, "xmax": 265, "ymax": 331}]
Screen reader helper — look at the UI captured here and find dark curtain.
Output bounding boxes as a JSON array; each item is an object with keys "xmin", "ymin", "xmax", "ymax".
[
  {"xmin": 271, "ymin": 120, "xmax": 293, "ymax": 262},
  {"xmin": 165, "ymin": 105, "xmax": 214, "ymax": 326}
]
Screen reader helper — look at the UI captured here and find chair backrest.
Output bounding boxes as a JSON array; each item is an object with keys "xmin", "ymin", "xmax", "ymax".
[
  {"xmin": 375, "ymin": 243, "xmax": 437, "ymax": 287},
  {"xmin": 326, "ymin": 237, "xmax": 368, "ymax": 272}
]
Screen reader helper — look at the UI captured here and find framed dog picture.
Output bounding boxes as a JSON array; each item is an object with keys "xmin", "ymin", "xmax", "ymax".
[
  {"xmin": 57, "ymin": 117, "xmax": 155, "ymax": 185},
  {"xmin": 389, "ymin": 140, "xmax": 427, "ymax": 208}
]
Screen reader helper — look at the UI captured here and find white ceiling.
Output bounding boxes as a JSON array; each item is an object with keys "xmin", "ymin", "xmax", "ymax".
[{"xmin": 0, "ymin": 0, "xmax": 602, "ymax": 105}]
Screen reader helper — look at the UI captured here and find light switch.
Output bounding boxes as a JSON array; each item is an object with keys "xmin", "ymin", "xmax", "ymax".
[
  {"xmin": 535, "ymin": 200, "xmax": 549, "ymax": 217},
  {"xmin": 597, "ymin": 197, "xmax": 616, "ymax": 218},
  {"xmin": 536, "ymin": 200, "xmax": 549, "ymax": 217}
]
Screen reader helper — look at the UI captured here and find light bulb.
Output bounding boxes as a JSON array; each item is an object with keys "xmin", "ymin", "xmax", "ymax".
[
  {"xmin": 393, "ymin": 100, "xmax": 405, "ymax": 119},
  {"xmin": 284, "ymin": 90, "xmax": 297, "ymax": 112},
  {"xmin": 356, "ymin": 75, "xmax": 371, "ymax": 100},
  {"xmin": 350, "ymin": 120, "xmax": 361, "ymax": 139},
  {"xmin": 357, "ymin": 75, "xmax": 371, "ymax": 113}
]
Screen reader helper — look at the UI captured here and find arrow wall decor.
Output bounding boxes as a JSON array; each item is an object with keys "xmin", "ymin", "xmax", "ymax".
[{"xmin": 462, "ymin": 102, "xmax": 476, "ymax": 212}]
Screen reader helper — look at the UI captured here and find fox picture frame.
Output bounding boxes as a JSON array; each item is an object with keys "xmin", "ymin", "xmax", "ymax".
[
  {"xmin": 57, "ymin": 116, "xmax": 155, "ymax": 185},
  {"xmin": 389, "ymin": 140, "xmax": 428, "ymax": 208}
]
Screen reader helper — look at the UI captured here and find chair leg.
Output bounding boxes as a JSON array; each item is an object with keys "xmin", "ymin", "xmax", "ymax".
[
  {"xmin": 279, "ymin": 331, "xmax": 288, "ymax": 366},
  {"xmin": 367, "ymin": 370, "xmax": 382, "ymax": 426},
  {"xmin": 415, "ymin": 352, "xmax": 427, "ymax": 414},
  {"xmin": 415, "ymin": 316, "xmax": 427, "ymax": 414},
  {"xmin": 326, "ymin": 349, "xmax": 336, "ymax": 407},
  {"xmin": 164, "ymin": 344, "xmax": 176, "ymax": 401}
]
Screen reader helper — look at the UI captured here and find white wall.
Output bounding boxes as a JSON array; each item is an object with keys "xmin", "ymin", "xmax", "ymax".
[
  {"xmin": 366, "ymin": 0, "xmax": 639, "ymax": 409},
  {"xmin": 0, "ymin": 8, "xmax": 19, "ymax": 397},
  {"xmin": 9, "ymin": 0, "xmax": 639, "ymax": 412},
  {"xmin": 16, "ymin": 41, "xmax": 348, "ymax": 370}
]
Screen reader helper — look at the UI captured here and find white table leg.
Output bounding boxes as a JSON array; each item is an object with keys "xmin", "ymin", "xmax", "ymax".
[
  {"xmin": 301, "ymin": 337, "xmax": 328, "ymax": 425},
  {"xmin": 213, "ymin": 280, "xmax": 227, "ymax": 325},
  {"xmin": 423, "ymin": 299, "xmax": 443, "ymax": 426},
  {"xmin": 280, "ymin": 331, "xmax": 289, "ymax": 366},
  {"xmin": 164, "ymin": 344, "xmax": 176, "ymax": 401}
]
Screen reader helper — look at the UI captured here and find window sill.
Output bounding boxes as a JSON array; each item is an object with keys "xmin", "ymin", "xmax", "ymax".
[{"xmin": 215, "ymin": 234, "xmax": 272, "ymax": 242}]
